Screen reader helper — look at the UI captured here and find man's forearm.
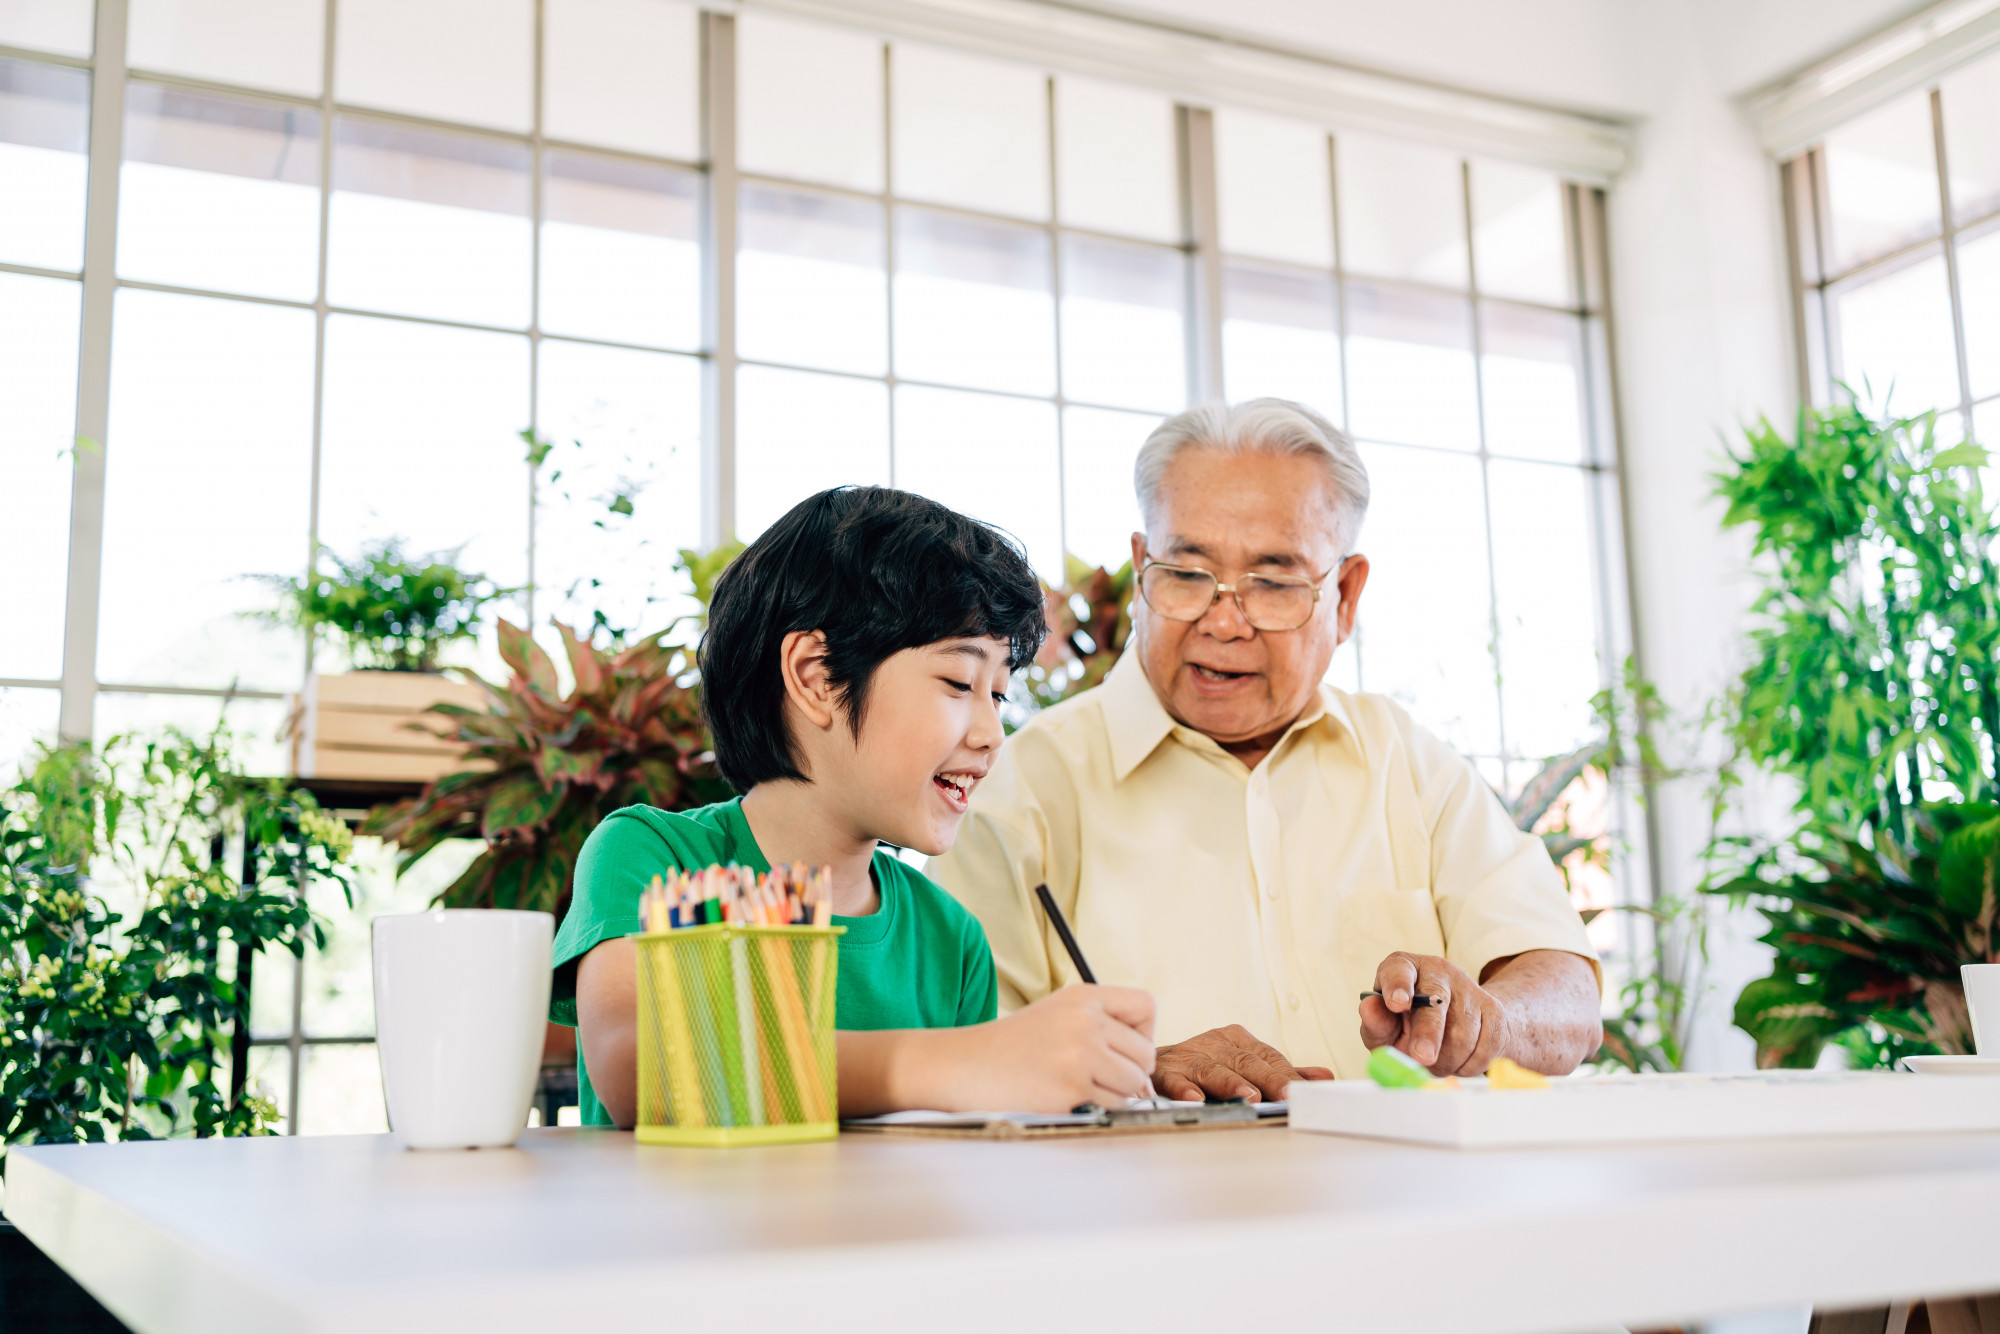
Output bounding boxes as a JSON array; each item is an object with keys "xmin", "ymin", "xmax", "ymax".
[{"xmin": 1480, "ymin": 949, "xmax": 1602, "ymax": 1074}]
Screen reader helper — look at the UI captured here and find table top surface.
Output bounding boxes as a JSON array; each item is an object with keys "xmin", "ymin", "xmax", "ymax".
[{"xmin": 11, "ymin": 1123, "xmax": 2000, "ymax": 1334}]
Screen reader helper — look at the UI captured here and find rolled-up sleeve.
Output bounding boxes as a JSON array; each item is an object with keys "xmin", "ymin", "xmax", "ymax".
[{"xmin": 1409, "ymin": 721, "xmax": 1602, "ymax": 993}]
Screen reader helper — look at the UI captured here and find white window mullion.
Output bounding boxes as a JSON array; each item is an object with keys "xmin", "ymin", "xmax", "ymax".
[
  {"xmin": 1175, "ymin": 103, "xmax": 1223, "ymax": 406},
  {"xmin": 701, "ymin": 9, "xmax": 739, "ymax": 549},
  {"xmin": 57, "ymin": 0, "xmax": 131, "ymax": 742}
]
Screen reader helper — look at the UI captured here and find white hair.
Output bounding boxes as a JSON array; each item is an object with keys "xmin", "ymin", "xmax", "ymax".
[{"xmin": 1133, "ymin": 398, "xmax": 1370, "ymax": 554}]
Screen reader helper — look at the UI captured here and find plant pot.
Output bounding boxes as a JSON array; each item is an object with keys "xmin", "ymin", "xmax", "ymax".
[{"xmin": 287, "ymin": 671, "xmax": 489, "ymax": 783}]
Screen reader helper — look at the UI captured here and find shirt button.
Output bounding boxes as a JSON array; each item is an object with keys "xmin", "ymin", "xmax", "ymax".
[
  {"xmin": 1288, "ymin": 993, "xmax": 1302, "ymax": 1010},
  {"xmin": 1265, "ymin": 883, "xmax": 1279, "ymax": 900}
]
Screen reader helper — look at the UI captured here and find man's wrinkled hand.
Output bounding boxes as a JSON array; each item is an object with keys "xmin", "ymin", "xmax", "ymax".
[
  {"xmin": 1360, "ymin": 952, "xmax": 1512, "ymax": 1076},
  {"xmin": 1152, "ymin": 1024, "xmax": 1334, "ymax": 1103}
]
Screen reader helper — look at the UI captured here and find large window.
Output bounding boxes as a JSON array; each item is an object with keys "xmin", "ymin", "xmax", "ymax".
[
  {"xmin": 1211, "ymin": 109, "xmax": 1622, "ymax": 799},
  {"xmin": 731, "ymin": 13, "xmax": 1187, "ymax": 579},
  {"xmin": 1786, "ymin": 46, "xmax": 2000, "ymax": 447},
  {"xmin": 0, "ymin": 0, "xmax": 1630, "ymax": 1131}
]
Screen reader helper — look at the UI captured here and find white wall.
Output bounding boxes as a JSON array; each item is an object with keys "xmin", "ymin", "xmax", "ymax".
[
  {"xmin": 1603, "ymin": 7, "xmax": 1808, "ymax": 1070},
  {"xmin": 1117, "ymin": 0, "xmax": 1929, "ymax": 1066}
]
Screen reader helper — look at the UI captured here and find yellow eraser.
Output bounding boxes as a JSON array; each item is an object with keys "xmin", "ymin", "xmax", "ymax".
[
  {"xmin": 1419, "ymin": 1075, "xmax": 1462, "ymax": 1093},
  {"xmin": 1486, "ymin": 1057, "xmax": 1550, "ymax": 1090}
]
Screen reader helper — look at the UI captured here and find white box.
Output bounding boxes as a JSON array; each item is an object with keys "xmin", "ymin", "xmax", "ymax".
[{"xmin": 1287, "ymin": 1070, "xmax": 2000, "ymax": 1149}]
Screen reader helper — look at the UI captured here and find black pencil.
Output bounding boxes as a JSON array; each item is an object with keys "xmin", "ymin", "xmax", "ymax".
[
  {"xmin": 1360, "ymin": 989, "xmax": 1442, "ymax": 1008},
  {"xmin": 1033, "ymin": 884, "xmax": 1097, "ymax": 985}
]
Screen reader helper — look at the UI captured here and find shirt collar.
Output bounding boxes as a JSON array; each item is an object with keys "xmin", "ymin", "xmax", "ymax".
[
  {"xmin": 715, "ymin": 797, "xmax": 772, "ymax": 874},
  {"xmin": 1098, "ymin": 650, "xmax": 1353, "ymax": 783},
  {"xmin": 1100, "ymin": 651, "xmax": 1180, "ymax": 783}
]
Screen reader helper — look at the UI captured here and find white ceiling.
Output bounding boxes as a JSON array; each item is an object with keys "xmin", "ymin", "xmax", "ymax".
[{"xmin": 1085, "ymin": 0, "xmax": 1937, "ymax": 114}]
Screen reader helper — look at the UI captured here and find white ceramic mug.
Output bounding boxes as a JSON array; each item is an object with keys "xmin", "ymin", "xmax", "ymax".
[
  {"xmin": 373, "ymin": 910, "xmax": 553, "ymax": 1150},
  {"xmin": 1965, "ymin": 963, "xmax": 2000, "ymax": 1058}
]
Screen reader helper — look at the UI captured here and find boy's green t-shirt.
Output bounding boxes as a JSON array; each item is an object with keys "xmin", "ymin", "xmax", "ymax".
[{"xmin": 550, "ymin": 798, "xmax": 998, "ymax": 1125}]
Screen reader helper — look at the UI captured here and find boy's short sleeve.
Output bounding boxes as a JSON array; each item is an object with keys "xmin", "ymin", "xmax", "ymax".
[
  {"xmin": 549, "ymin": 813, "xmax": 661, "ymax": 1025},
  {"xmin": 956, "ymin": 911, "xmax": 999, "ymax": 1027}
]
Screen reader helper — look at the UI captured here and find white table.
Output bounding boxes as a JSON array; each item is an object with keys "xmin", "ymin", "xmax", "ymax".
[{"xmin": 7, "ymin": 1125, "xmax": 2000, "ymax": 1334}]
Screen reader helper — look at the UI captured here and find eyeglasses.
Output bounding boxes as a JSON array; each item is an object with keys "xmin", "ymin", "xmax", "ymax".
[{"xmin": 1136, "ymin": 557, "xmax": 1346, "ymax": 633}]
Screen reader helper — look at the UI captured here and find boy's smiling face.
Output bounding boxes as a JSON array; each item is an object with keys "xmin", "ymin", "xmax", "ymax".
[{"xmin": 831, "ymin": 635, "xmax": 1013, "ymax": 857}]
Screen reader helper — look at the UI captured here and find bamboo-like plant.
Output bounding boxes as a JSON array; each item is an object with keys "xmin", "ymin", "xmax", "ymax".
[
  {"xmin": 362, "ymin": 620, "xmax": 730, "ymax": 916},
  {"xmin": 1717, "ymin": 405, "xmax": 1999, "ymax": 837},
  {"xmin": 1708, "ymin": 402, "xmax": 2000, "ymax": 1066}
]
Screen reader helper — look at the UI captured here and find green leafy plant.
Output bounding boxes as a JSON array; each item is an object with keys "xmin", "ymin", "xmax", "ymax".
[
  {"xmin": 679, "ymin": 541, "xmax": 745, "ymax": 622},
  {"xmin": 1713, "ymin": 803, "xmax": 1997, "ymax": 1067},
  {"xmin": 1018, "ymin": 558, "xmax": 1135, "ymax": 714},
  {"xmin": 1707, "ymin": 402, "xmax": 2000, "ymax": 1065},
  {"xmin": 259, "ymin": 537, "xmax": 511, "ymax": 673},
  {"xmin": 1, "ymin": 726, "xmax": 353, "ymax": 1153},
  {"xmin": 1716, "ymin": 404, "xmax": 1999, "ymax": 837},
  {"xmin": 362, "ymin": 619, "xmax": 730, "ymax": 916}
]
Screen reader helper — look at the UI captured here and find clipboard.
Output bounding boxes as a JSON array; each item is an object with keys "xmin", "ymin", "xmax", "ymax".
[{"xmin": 841, "ymin": 1099, "xmax": 1289, "ymax": 1139}]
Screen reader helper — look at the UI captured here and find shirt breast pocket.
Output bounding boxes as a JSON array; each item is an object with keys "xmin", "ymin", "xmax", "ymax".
[{"xmin": 1337, "ymin": 885, "xmax": 1447, "ymax": 964}]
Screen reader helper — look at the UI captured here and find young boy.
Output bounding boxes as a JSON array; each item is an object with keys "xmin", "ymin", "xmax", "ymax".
[{"xmin": 550, "ymin": 486, "xmax": 1157, "ymax": 1124}]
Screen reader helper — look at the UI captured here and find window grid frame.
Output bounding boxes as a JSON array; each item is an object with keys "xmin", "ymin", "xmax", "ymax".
[
  {"xmin": 7, "ymin": 1, "xmax": 1640, "ymax": 1132},
  {"xmin": 1786, "ymin": 83, "xmax": 2000, "ymax": 430},
  {"xmin": 1212, "ymin": 127, "xmax": 1623, "ymax": 786},
  {"xmin": 727, "ymin": 34, "xmax": 1202, "ymax": 562}
]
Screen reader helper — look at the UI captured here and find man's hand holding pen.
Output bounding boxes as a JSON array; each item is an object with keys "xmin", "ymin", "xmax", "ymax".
[{"xmin": 1360, "ymin": 951, "xmax": 1515, "ymax": 1077}]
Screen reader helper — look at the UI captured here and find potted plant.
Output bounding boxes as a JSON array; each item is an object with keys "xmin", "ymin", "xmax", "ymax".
[
  {"xmin": 262, "ymin": 538, "xmax": 512, "ymax": 783},
  {"xmin": 361, "ymin": 618, "xmax": 728, "ymax": 918},
  {"xmin": 1706, "ymin": 403, "xmax": 2000, "ymax": 1066}
]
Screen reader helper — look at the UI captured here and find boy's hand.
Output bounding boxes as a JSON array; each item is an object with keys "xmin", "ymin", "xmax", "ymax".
[{"xmin": 938, "ymin": 985, "xmax": 1157, "ymax": 1113}]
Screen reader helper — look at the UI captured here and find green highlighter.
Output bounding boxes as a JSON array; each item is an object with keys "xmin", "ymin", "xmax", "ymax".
[{"xmin": 1368, "ymin": 1044, "xmax": 1435, "ymax": 1089}]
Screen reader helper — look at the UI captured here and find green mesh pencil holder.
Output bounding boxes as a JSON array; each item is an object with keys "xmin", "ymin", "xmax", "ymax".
[{"xmin": 634, "ymin": 924, "xmax": 843, "ymax": 1146}]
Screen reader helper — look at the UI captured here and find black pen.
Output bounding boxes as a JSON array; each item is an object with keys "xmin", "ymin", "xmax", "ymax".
[
  {"xmin": 1360, "ymin": 989, "xmax": 1442, "ymax": 1008},
  {"xmin": 1034, "ymin": 883, "xmax": 1097, "ymax": 984},
  {"xmin": 1036, "ymin": 884, "xmax": 1166, "ymax": 1105}
]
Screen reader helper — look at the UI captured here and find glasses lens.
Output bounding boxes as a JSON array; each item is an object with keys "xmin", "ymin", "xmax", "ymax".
[
  {"xmin": 1239, "ymin": 576, "xmax": 1317, "ymax": 631},
  {"xmin": 1140, "ymin": 564, "xmax": 1217, "ymax": 621}
]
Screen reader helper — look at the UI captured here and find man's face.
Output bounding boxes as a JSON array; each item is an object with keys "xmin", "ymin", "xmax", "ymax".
[{"xmin": 1130, "ymin": 449, "xmax": 1369, "ymax": 751}]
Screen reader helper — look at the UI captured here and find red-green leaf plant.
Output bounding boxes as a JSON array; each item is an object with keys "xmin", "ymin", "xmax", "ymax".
[
  {"xmin": 1016, "ymin": 558, "xmax": 1135, "ymax": 716},
  {"xmin": 363, "ymin": 620, "xmax": 731, "ymax": 918}
]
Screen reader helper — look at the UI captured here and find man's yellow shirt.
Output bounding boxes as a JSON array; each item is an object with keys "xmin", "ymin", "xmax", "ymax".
[{"xmin": 930, "ymin": 651, "xmax": 1601, "ymax": 1079}]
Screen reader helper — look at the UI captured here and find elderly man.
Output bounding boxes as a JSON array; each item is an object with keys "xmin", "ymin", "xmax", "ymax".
[{"xmin": 932, "ymin": 399, "xmax": 1601, "ymax": 1103}]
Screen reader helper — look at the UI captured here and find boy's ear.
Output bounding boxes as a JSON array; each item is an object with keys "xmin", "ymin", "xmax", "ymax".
[{"xmin": 777, "ymin": 629, "xmax": 839, "ymax": 732}]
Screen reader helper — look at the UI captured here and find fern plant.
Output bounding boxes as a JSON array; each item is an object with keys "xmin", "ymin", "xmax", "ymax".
[{"xmin": 259, "ymin": 537, "xmax": 511, "ymax": 673}]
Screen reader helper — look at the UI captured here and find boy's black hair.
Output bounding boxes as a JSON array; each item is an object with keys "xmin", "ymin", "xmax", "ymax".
[{"xmin": 700, "ymin": 486, "xmax": 1047, "ymax": 792}]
